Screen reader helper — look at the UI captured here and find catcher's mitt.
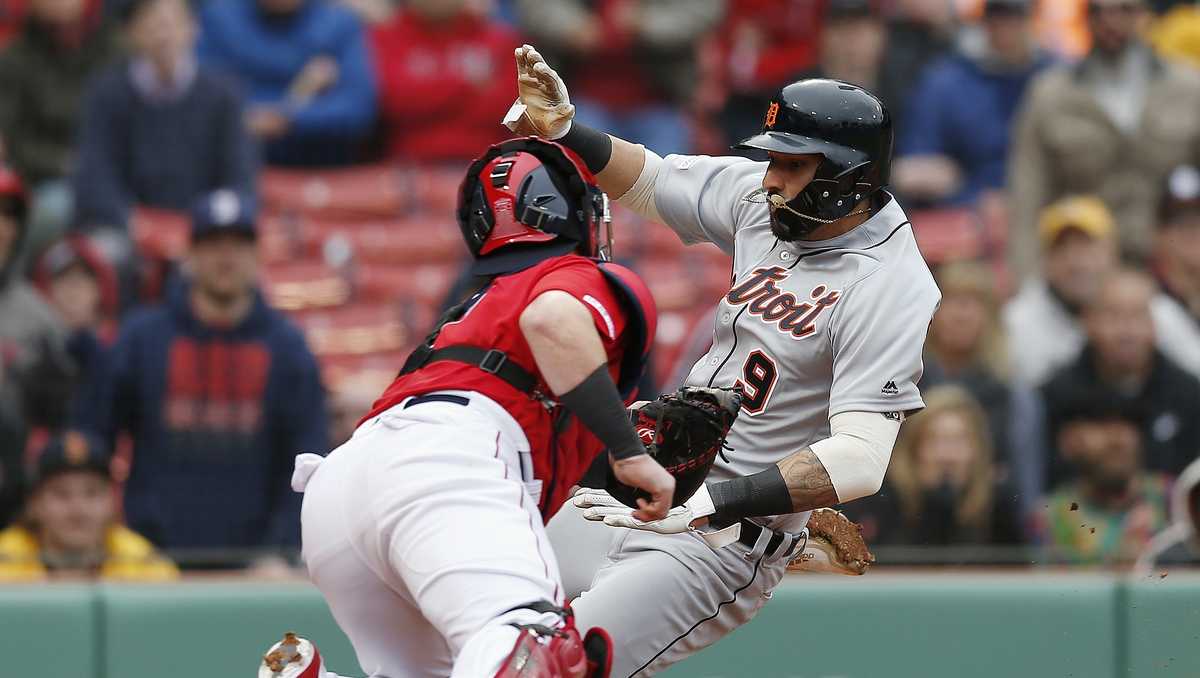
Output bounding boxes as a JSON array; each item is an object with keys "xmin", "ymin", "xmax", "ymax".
[
  {"xmin": 788, "ymin": 508, "xmax": 875, "ymax": 576},
  {"xmin": 604, "ymin": 386, "xmax": 741, "ymax": 508}
]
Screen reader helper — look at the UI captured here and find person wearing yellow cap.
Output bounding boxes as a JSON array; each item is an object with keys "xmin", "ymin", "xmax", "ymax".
[
  {"xmin": 0, "ymin": 431, "xmax": 178, "ymax": 581},
  {"xmin": 1002, "ymin": 195, "xmax": 1119, "ymax": 387}
]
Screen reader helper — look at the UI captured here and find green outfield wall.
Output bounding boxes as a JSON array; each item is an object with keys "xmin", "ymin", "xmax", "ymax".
[{"xmin": 0, "ymin": 573, "xmax": 1196, "ymax": 678}]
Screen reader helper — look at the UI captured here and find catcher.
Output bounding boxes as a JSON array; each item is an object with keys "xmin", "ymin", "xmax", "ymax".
[
  {"xmin": 271, "ymin": 138, "xmax": 686, "ymax": 678},
  {"xmin": 510, "ymin": 44, "xmax": 939, "ymax": 676}
]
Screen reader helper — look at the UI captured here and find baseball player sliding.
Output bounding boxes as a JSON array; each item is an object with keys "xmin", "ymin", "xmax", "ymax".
[
  {"xmin": 508, "ymin": 45, "xmax": 942, "ymax": 676},
  {"xmin": 263, "ymin": 138, "xmax": 677, "ymax": 678}
]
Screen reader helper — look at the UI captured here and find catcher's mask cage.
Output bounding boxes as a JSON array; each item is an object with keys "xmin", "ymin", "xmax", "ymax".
[
  {"xmin": 458, "ymin": 137, "xmax": 612, "ymax": 275},
  {"xmin": 735, "ymin": 78, "xmax": 893, "ymax": 238}
]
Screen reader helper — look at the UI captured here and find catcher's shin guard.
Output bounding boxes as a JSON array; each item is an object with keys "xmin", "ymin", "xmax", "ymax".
[
  {"xmin": 259, "ymin": 632, "xmax": 326, "ymax": 678},
  {"xmin": 493, "ymin": 604, "xmax": 613, "ymax": 678}
]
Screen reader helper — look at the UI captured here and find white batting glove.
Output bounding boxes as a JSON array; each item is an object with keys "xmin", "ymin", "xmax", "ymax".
[
  {"xmin": 574, "ymin": 486, "xmax": 743, "ymax": 548},
  {"xmin": 574, "ymin": 485, "xmax": 717, "ymax": 534},
  {"xmin": 503, "ymin": 44, "xmax": 575, "ymax": 139}
]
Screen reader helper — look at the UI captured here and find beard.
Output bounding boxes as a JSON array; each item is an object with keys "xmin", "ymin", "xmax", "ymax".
[
  {"xmin": 768, "ymin": 203, "xmax": 818, "ymax": 242},
  {"xmin": 196, "ymin": 278, "xmax": 246, "ymax": 308},
  {"xmin": 1081, "ymin": 462, "xmax": 1135, "ymax": 498}
]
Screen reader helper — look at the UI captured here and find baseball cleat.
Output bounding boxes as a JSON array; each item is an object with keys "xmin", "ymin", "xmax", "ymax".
[
  {"xmin": 259, "ymin": 632, "xmax": 327, "ymax": 678},
  {"xmin": 787, "ymin": 508, "xmax": 875, "ymax": 575}
]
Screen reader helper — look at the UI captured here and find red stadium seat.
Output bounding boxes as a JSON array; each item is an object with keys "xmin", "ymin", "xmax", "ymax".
[
  {"xmin": 292, "ymin": 303, "xmax": 413, "ymax": 357},
  {"xmin": 640, "ymin": 220, "xmax": 690, "ymax": 259},
  {"xmin": 261, "ymin": 261, "xmax": 352, "ymax": 311},
  {"xmin": 631, "ymin": 254, "xmax": 727, "ymax": 312},
  {"xmin": 260, "ymin": 165, "xmax": 410, "ymax": 220},
  {"xmin": 320, "ymin": 351, "xmax": 410, "ymax": 395},
  {"xmin": 653, "ymin": 306, "xmax": 715, "ymax": 387},
  {"xmin": 356, "ymin": 261, "xmax": 463, "ymax": 307},
  {"xmin": 908, "ymin": 208, "xmax": 986, "ymax": 264},
  {"xmin": 410, "ymin": 165, "xmax": 468, "ymax": 216},
  {"xmin": 297, "ymin": 218, "xmax": 468, "ymax": 265},
  {"xmin": 129, "ymin": 207, "xmax": 190, "ymax": 261},
  {"xmin": 257, "ymin": 213, "xmax": 302, "ymax": 264}
]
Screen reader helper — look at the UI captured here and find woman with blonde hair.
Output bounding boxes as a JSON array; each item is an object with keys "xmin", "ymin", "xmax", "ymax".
[
  {"xmin": 922, "ymin": 259, "xmax": 1019, "ymax": 477},
  {"xmin": 926, "ymin": 260, "xmax": 1007, "ymax": 380},
  {"xmin": 846, "ymin": 385, "xmax": 1022, "ymax": 554}
]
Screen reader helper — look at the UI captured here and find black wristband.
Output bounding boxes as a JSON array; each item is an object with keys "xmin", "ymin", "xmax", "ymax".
[
  {"xmin": 707, "ymin": 466, "xmax": 794, "ymax": 525},
  {"xmin": 558, "ymin": 365, "xmax": 644, "ymax": 460},
  {"xmin": 558, "ymin": 122, "xmax": 613, "ymax": 174}
]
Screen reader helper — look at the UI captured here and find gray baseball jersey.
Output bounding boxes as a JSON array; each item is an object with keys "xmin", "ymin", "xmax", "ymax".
[
  {"xmin": 546, "ymin": 153, "xmax": 940, "ymax": 677},
  {"xmin": 656, "ymin": 153, "xmax": 940, "ymax": 527}
]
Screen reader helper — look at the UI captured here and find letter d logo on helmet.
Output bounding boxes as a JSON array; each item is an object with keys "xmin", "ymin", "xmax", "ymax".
[
  {"xmin": 736, "ymin": 79, "xmax": 893, "ymax": 234},
  {"xmin": 764, "ymin": 102, "xmax": 780, "ymax": 128}
]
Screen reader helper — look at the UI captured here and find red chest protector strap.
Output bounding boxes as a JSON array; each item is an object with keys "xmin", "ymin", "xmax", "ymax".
[
  {"xmin": 398, "ymin": 280, "xmax": 551, "ymax": 404},
  {"xmin": 399, "ymin": 262, "xmax": 655, "ymax": 402}
]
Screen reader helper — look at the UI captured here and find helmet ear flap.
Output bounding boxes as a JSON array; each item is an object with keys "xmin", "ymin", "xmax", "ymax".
[
  {"xmin": 465, "ymin": 184, "xmax": 494, "ymax": 254},
  {"xmin": 836, "ymin": 165, "xmax": 864, "ymax": 195}
]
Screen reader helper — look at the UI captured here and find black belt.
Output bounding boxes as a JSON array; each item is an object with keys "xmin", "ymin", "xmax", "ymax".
[
  {"xmin": 404, "ymin": 393, "xmax": 470, "ymax": 409},
  {"xmin": 737, "ymin": 519, "xmax": 789, "ymax": 554}
]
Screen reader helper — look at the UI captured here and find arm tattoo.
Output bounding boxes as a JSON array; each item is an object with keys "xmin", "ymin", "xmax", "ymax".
[{"xmin": 776, "ymin": 448, "xmax": 839, "ymax": 512}]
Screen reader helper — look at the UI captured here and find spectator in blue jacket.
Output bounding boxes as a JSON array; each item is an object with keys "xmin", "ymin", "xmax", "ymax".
[
  {"xmin": 78, "ymin": 190, "xmax": 329, "ymax": 568},
  {"xmin": 891, "ymin": 0, "xmax": 1053, "ymax": 207},
  {"xmin": 74, "ymin": 0, "xmax": 257, "ymax": 232},
  {"xmin": 196, "ymin": 0, "xmax": 376, "ymax": 166}
]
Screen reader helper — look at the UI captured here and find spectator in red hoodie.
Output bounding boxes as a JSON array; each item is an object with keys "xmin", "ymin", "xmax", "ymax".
[
  {"xmin": 713, "ymin": 0, "xmax": 825, "ymax": 148},
  {"xmin": 371, "ymin": 0, "xmax": 520, "ymax": 163}
]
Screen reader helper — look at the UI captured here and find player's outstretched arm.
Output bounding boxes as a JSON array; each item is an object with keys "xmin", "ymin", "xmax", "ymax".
[
  {"xmin": 774, "ymin": 450, "xmax": 840, "ymax": 513},
  {"xmin": 580, "ymin": 410, "xmax": 899, "ymax": 534},
  {"xmin": 578, "ymin": 448, "xmax": 834, "ymax": 529},
  {"xmin": 505, "ymin": 44, "xmax": 646, "ymax": 199},
  {"xmin": 520, "ymin": 291, "xmax": 675, "ymax": 520},
  {"xmin": 715, "ymin": 410, "xmax": 900, "ymax": 517}
]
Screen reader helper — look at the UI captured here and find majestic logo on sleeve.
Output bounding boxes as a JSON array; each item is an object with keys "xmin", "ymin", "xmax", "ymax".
[{"xmin": 726, "ymin": 266, "xmax": 841, "ymax": 339}]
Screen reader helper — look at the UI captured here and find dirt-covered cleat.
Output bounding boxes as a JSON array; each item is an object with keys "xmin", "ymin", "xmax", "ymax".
[
  {"xmin": 258, "ymin": 632, "xmax": 327, "ymax": 678},
  {"xmin": 787, "ymin": 508, "xmax": 875, "ymax": 576}
]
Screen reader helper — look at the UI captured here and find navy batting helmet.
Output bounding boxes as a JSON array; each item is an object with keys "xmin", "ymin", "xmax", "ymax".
[{"xmin": 735, "ymin": 79, "xmax": 893, "ymax": 237}]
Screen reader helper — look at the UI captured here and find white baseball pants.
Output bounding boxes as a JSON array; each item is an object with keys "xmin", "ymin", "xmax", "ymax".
[{"xmin": 298, "ymin": 392, "xmax": 564, "ymax": 678}]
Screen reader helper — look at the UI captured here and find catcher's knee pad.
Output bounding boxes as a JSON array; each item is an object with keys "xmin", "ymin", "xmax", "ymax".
[{"xmin": 493, "ymin": 602, "xmax": 613, "ymax": 678}]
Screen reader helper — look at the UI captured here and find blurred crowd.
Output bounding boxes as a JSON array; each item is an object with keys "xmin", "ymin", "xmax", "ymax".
[{"xmin": 0, "ymin": 0, "xmax": 1199, "ymax": 580}]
